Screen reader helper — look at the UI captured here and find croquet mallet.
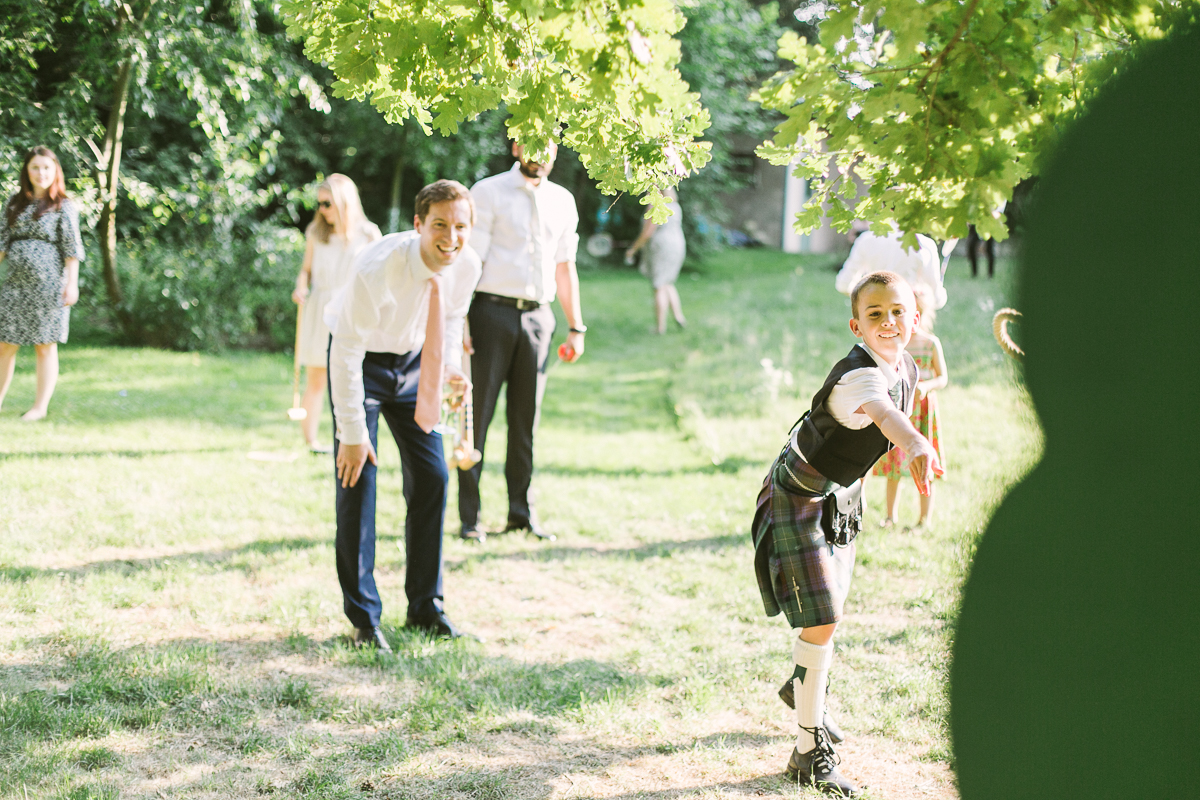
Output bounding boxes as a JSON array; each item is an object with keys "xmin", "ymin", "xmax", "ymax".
[{"xmin": 288, "ymin": 301, "xmax": 307, "ymax": 421}]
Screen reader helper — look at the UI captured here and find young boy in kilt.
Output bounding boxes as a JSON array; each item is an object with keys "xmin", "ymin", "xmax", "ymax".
[{"xmin": 753, "ymin": 271, "xmax": 943, "ymax": 796}]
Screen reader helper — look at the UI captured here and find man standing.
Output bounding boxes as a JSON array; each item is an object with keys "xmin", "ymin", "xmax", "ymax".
[
  {"xmin": 458, "ymin": 140, "xmax": 586, "ymax": 542},
  {"xmin": 327, "ymin": 180, "xmax": 481, "ymax": 648}
]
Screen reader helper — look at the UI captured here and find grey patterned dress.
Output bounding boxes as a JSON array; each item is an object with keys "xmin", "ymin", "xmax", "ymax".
[
  {"xmin": 0, "ymin": 197, "xmax": 85, "ymax": 345},
  {"xmin": 638, "ymin": 194, "xmax": 687, "ymax": 289}
]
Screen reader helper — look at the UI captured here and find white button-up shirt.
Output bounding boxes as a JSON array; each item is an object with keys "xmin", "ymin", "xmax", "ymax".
[
  {"xmin": 325, "ymin": 231, "xmax": 482, "ymax": 445},
  {"xmin": 470, "ymin": 163, "xmax": 580, "ymax": 303}
]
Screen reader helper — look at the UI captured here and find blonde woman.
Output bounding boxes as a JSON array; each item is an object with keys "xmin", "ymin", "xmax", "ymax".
[{"xmin": 292, "ymin": 175, "xmax": 381, "ymax": 451}]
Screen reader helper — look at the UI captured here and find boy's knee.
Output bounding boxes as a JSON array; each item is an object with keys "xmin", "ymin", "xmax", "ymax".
[{"xmin": 798, "ymin": 622, "xmax": 838, "ymax": 646}]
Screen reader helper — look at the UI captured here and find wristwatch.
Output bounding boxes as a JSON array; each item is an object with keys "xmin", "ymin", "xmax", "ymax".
[{"xmin": 569, "ymin": 325, "xmax": 588, "ymax": 334}]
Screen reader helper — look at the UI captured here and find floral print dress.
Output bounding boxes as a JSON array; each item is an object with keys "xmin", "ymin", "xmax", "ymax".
[
  {"xmin": 871, "ymin": 334, "xmax": 945, "ymax": 479},
  {"xmin": 0, "ymin": 197, "xmax": 85, "ymax": 345}
]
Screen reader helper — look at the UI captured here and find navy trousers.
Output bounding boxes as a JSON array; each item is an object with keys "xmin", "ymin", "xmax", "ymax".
[{"xmin": 331, "ymin": 350, "xmax": 448, "ymax": 629}]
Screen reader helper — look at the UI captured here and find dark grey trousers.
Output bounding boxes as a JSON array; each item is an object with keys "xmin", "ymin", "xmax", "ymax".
[{"xmin": 456, "ymin": 297, "xmax": 556, "ymax": 530}]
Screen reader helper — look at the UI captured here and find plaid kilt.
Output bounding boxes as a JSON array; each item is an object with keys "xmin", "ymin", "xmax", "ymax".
[{"xmin": 753, "ymin": 446, "xmax": 857, "ymax": 629}]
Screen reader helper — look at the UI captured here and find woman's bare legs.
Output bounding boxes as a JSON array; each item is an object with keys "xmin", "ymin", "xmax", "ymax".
[
  {"xmin": 0, "ymin": 342, "xmax": 18, "ymax": 412},
  {"xmin": 666, "ymin": 284, "xmax": 686, "ymax": 328},
  {"xmin": 653, "ymin": 284, "xmax": 686, "ymax": 334},
  {"xmin": 301, "ymin": 365, "xmax": 327, "ymax": 446},
  {"xmin": 653, "ymin": 286, "xmax": 670, "ymax": 334},
  {"xmin": 22, "ymin": 343, "xmax": 58, "ymax": 420},
  {"xmin": 916, "ymin": 484, "xmax": 935, "ymax": 527},
  {"xmin": 882, "ymin": 477, "xmax": 900, "ymax": 526}
]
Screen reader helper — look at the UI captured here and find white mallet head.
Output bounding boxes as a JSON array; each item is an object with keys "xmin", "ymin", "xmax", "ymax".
[{"xmin": 287, "ymin": 407, "xmax": 308, "ymax": 421}]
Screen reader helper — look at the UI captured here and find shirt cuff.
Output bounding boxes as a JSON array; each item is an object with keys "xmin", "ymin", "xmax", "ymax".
[{"xmin": 336, "ymin": 421, "xmax": 370, "ymax": 447}]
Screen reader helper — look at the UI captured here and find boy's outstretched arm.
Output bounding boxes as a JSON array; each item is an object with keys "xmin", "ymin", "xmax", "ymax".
[{"xmin": 861, "ymin": 400, "xmax": 944, "ymax": 495}]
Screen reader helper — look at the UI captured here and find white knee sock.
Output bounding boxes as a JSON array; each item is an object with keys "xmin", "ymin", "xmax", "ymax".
[{"xmin": 793, "ymin": 637, "xmax": 834, "ymax": 754}]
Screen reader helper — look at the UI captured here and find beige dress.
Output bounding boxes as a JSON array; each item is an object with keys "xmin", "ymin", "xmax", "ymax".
[
  {"xmin": 298, "ymin": 223, "xmax": 381, "ymax": 367},
  {"xmin": 638, "ymin": 195, "xmax": 686, "ymax": 289}
]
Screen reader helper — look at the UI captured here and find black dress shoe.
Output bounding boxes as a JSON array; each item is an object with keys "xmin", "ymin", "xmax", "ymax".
[
  {"xmin": 405, "ymin": 609, "xmax": 466, "ymax": 639},
  {"xmin": 504, "ymin": 519, "xmax": 556, "ymax": 541},
  {"xmin": 459, "ymin": 527, "xmax": 486, "ymax": 543},
  {"xmin": 784, "ymin": 727, "xmax": 859, "ymax": 797},
  {"xmin": 778, "ymin": 679, "xmax": 845, "ymax": 743},
  {"xmin": 353, "ymin": 626, "xmax": 393, "ymax": 653}
]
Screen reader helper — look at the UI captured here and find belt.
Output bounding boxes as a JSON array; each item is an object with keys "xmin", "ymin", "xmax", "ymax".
[{"xmin": 476, "ymin": 291, "xmax": 545, "ymax": 311}]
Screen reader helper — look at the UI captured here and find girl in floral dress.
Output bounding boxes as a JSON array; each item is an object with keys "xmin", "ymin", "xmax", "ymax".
[
  {"xmin": 873, "ymin": 289, "xmax": 949, "ymax": 528},
  {"xmin": 0, "ymin": 146, "xmax": 85, "ymax": 421}
]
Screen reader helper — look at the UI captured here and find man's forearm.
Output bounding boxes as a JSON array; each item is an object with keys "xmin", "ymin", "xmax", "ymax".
[{"xmin": 555, "ymin": 261, "xmax": 583, "ymax": 328}]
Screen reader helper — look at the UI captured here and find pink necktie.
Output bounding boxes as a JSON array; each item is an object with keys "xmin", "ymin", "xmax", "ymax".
[{"xmin": 414, "ymin": 275, "xmax": 444, "ymax": 434}]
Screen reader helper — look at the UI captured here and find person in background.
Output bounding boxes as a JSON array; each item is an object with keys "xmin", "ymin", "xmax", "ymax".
[
  {"xmin": 292, "ymin": 174, "xmax": 381, "ymax": 452},
  {"xmin": 626, "ymin": 186, "xmax": 687, "ymax": 334},
  {"xmin": 457, "ymin": 139, "xmax": 585, "ymax": 542},
  {"xmin": 872, "ymin": 287, "xmax": 949, "ymax": 529},
  {"xmin": 834, "ymin": 229, "xmax": 948, "ymax": 313},
  {"xmin": 0, "ymin": 146, "xmax": 84, "ymax": 421}
]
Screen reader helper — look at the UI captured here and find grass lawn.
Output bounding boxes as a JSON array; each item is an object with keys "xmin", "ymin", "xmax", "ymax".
[{"xmin": 0, "ymin": 250, "xmax": 1039, "ymax": 800}]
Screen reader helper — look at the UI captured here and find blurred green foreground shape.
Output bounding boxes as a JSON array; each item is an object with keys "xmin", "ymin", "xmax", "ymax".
[{"xmin": 951, "ymin": 24, "xmax": 1200, "ymax": 800}]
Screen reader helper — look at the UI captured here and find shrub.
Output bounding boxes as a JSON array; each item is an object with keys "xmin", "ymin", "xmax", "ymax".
[{"xmin": 75, "ymin": 225, "xmax": 305, "ymax": 351}]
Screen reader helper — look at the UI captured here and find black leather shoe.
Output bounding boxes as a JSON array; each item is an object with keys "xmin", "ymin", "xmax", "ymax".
[
  {"xmin": 459, "ymin": 527, "xmax": 486, "ymax": 543},
  {"xmin": 353, "ymin": 626, "xmax": 393, "ymax": 653},
  {"xmin": 405, "ymin": 609, "xmax": 466, "ymax": 639},
  {"xmin": 778, "ymin": 679, "xmax": 845, "ymax": 744},
  {"xmin": 784, "ymin": 727, "xmax": 859, "ymax": 797},
  {"xmin": 504, "ymin": 519, "xmax": 556, "ymax": 541}
]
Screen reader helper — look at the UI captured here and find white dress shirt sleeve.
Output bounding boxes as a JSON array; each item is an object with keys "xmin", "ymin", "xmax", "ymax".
[
  {"xmin": 826, "ymin": 369, "xmax": 892, "ymax": 429},
  {"xmin": 442, "ymin": 249, "xmax": 482, "ymax": 370},
  {"xmin": 469, "ymin": 183, "xmax": 494, "ymax": 264},
  {"xmin": 554, "ymin": 195, "xmax": 580, "ymax": 264},
  {"xmin": 328, "ymin": 268, "xmax": 382, "ymax": 446}
]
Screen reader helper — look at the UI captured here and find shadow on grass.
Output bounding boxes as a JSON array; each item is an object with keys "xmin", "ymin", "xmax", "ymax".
[
  {"xmin": 0, "ymin": 632, "xmax": 684, "ymax": 798},
  {"xmin": 0, "ymin": 447, "xmax": 237, "ymax": 461},
  {"xmin": 535, "ymin": 455, "xmax": 761, "ymax": 478},
  {"xmin": 371, "ymin": 770, "xmax": 791, "ymax": 800},
  {"xmin": 447, "ymin": 533, "xmax": 746, "ymax": 570},
  {"xmin": 0, "ymin": 536, "xmax": 326, "ymax": 582}
]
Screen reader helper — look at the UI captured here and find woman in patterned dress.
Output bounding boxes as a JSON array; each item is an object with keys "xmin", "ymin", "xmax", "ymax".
[
  {"xmin": 0, "ymin": 146, "xmax": 85, "ymax": 421},
  {"xmin": 626, "ymin": 186, "xmax": 687, "ymax": 334},
  {"xmin": 872, "ymin": 288, "xmax": 949, "ymax": 527},
  {"xmin": 291, "ymin": 174, "xmax": 381, "ymax": 451}
]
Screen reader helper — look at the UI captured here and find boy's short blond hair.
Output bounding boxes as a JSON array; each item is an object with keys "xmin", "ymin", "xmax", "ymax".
[{"xmin": 850, "ymin": 271, "xmax": 912, "ymax": 318}]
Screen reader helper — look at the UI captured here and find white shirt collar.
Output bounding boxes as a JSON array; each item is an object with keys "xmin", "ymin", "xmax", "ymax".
[
  {"xmin": 508, "ymin": 161, "xmax": 544, "ymax": 192},
  {"xmin": 405, "ymin": 234, "xmax": 437, "ymax": 281},
  {"xmin": 856, "ymin": 342, "xmax": 901, "ymax": 389}
]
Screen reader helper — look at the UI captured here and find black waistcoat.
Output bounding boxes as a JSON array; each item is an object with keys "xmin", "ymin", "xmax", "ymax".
[{"xmin": 794, "ymin": 345, "xmax": 918, "ymax": 486}]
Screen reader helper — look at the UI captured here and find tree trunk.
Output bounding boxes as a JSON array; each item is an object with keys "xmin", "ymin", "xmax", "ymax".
[
  {"xmin": 387, "ymin": 125, "xmax": 409, "ymax": 233},
  {"xmin": 97, "ymin": 56, "xmax": 134, "ymax": 333}
]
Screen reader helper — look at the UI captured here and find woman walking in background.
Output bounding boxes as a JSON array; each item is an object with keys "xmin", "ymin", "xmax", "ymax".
[
  {"xmin": 626, "ymin": 186, "xmax": 686, "ymax": 334},
  {"xmin": 0, "ymin": 146, "xmax": 84, "ymax": 421},
  {"xmin": 292, "ymin": 175, "xmax": 381, "ymax": 451}
]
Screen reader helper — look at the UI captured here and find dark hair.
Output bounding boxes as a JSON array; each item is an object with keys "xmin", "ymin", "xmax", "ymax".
[
  {"xmin": 850, "ymin": 270, "xmax": 911, "ymax": 318},
  {"xmin": 414, "ymin": 179, "xmax": 474, "ymax": 224},
  {"xmin": 7, "ymin": 146, "xmax": 67, "ymax": 228}
]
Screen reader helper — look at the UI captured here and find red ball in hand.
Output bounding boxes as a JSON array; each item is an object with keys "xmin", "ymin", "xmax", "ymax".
[{"xmin": 558, "ymin": 343, "xmax": 575, "ymax": 362}]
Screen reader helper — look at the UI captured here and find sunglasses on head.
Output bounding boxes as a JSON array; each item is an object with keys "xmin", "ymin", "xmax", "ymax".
[{"xmin": 318, "ymin": 200, "xmax": 333, "ymax": 209}]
